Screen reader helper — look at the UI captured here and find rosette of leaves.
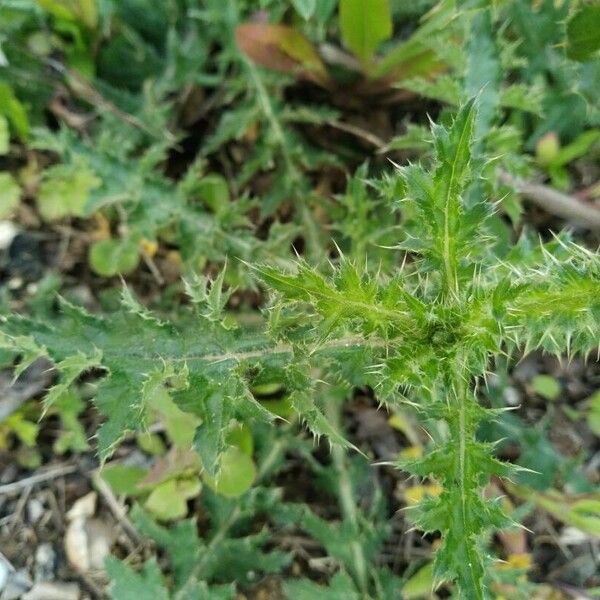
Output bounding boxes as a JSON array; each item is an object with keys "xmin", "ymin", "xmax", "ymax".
[
  {"xmin": 3, "ymin": 100, "xmax": 599, "ymax": 597},
  {"xmin": 256, "ymin": 100, "xmax": 600, "ymax": 596}
]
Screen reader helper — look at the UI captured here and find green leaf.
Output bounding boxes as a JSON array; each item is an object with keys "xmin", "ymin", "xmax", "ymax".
[
  {"xmin": 203, "ymin": 446, "xmax": 256, "ymax": 498},
  {"xmin": 106, "ymin": 557, "xmax": 169, "ymax": 600},
  {"xmin": 52, "ymin": 389, "xmax": 89, "ymax": 454},
  {"xmin": 465, "ymin": 8, "xmax": 500, "ymax": 139},
  {"xmin": 291, "ymin": 0, "xmax": 316, "ymax": 20},
  {"xmin": 402, "ymin": 562, "xmax": 434, "ymax": 599},
  {"xmin": 131, "ymin": 507, "xmax": 203, "ymax": 588},
  {"xmin": 0, "ymin": 116, "xmax": 9, "ymax": 155},
  {"xmin": 131, "ymin": 494, "xmax": 288, "ymax": 588},
  {"xmin": 257, "ymin": 258, "xmax": 419, "ymax": 338},
  {"xmin": 5, "ymin": 412, "xmax": 40, "ymax": 447},
  {"xmin": 36, "ymin": 0, "xmax": 98, "ymax": 28},
  {"xmin": 339, "ymin": 0, "xmax": 392, "ymax": 64},
  {"xmin": 100, "ymin": 464, "xmax": 148, "ymax": 496},
  {"xmin": 399, "ymin": 99, "xmax": 479, "ymax": 297},
  {"xmin": 0, "ymin": 82, "xmax": 29, "ymax": 140},
  {"xmin": 150, "ymin": 387, "xmax": 199, "ymax": 448},
  {"xmin": 0, "ymin": 172, "xmax": 21, "ymax": 218},
  {"xmin": 189, "ymin": 384, "xmax": 233, "ymax": 478},
  {"xmin": 284, "ymin": 571, "xmax": 359, "ymax": 600},
  {"xmin": 43, "ymin": 348, "xmax": 103, "ymax": 414},
  {"xmin": 36, "ymin": 163, "xmax": 100, "ymax": 221},
  {"xmin": 144, "ymin": 477, "xmax": 202, "ymax": 521},
  {"xmin": 289, "ymin": 387, "xmax": 353, "ymax": 449},
  {"xmin": 196, "ymin": 174, "xmax": 229, "ymax": 214},
  {"xmin": 226, "ymin": 423, "xmax": 253, "ymax": 456},
  {"xmin": 137, "ymin": 432, "xmax": 167, "ymax": 456},
  {"xmin": 586, "ymin": 391, "xmax": 600, "ymax": 437},
  {"xmin": 372, "ymin": 1, "xmax": 455, "ymax": 80},
  {"xmin": 567, "ymin": 5, "xmax": 600, "ymax": 62},
  {"xmin": 531, "ymin": 375, "xmax": 561, "ymax": 402},
  {"xmin": 547, "ymin": 129, "xmax": 600, "ymax": 168},
  {"xmin": 89, "ymin": 237, "xmax": 140, "ymax": 277}
]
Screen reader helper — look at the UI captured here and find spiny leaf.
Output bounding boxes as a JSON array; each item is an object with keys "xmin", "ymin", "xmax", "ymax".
[
  {"xmin": 566, "ymin": 5, "xmax": 600, "ymax": 62},
  {"xmin": 398, "ymin": 100, "xmax": 488, "ymax": 298},
  {"xmin": 106, "ymin": 557, "xmax": 169, "ymax": 600},
  {"xmin": 43, "ymin": 348, "xmax": 103, "ymax": 414},
  {"xmin": 257, "ymin": 258, "xmax": 420, "ymax": 338},
  {"xmin": 184, "ymin": 266, "xmax": 235, "ymax": 328},
  {"xmin": 284, "ymin": 571, "xmax": 360, "ymax": 600}
]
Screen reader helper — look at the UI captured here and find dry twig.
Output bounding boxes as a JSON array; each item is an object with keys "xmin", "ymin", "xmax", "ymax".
[
  {"xmin": 498, "ymin": 171, "xmax": 600, "ymax": 230},
  {"xmin": 0, "ymin": 465, "xmax": 78, "ymax": 496}
]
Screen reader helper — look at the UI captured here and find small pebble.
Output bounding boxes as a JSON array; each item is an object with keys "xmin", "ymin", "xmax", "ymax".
[
  {"xmin": 27, "ymin": 499, "xmax": 44, "ymax": 525},
  {"xmin": 503, "ymin": 386, "xmax": 521, "ymax": 406},
  {"xmin": 34, "ymin": 544, "xmax": 55, "ymax": 582},
  {"xmin": 0, "ymin": 221, "xmax": 18, "ymax": 250},
  {"xmin": 2, "ymin": 568, "xmax": 32, "ymax": 600}
]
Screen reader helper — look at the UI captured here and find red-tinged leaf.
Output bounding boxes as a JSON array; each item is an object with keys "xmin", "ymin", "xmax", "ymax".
[{"xmin": 235, "ymin": 23, "xmax": 330, "ymax": 86}]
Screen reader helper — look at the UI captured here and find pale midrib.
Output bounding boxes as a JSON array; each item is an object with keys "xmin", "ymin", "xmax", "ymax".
[
  {"xmin": 100, "ymin": 335, "xmax": 388, "ymax": 365},
  {"xmin": 441, "ymin": 119, "xmax": 471, "ymax": 298},
  {"xmin": 514, "ymin": 287, "xmax": 598, "ymax": 311}
]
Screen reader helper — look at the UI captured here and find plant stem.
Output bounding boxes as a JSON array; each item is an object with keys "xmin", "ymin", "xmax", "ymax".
[
  {"xmin": 498, "ymin": 170, "xmax": 600, "ymax": 230},
  {"xmin": 325, "ymin": 394, "xmax": 370, "ymax": 597},
  {"xmin": 446, "ymin": 363, "xmax": 486, "ymax": 600}
]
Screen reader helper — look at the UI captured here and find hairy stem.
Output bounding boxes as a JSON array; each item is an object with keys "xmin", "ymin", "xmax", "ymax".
[{"xmin": 445, "ymin": 363, "xmax": 487, "ymax": 599}]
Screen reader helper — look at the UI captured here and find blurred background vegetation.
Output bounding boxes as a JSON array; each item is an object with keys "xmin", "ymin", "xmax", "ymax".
[{"xmin": 0, "ymin": 1, "xmax": 599, "ymax": 598}]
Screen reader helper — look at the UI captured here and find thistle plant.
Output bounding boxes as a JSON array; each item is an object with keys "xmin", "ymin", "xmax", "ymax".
[{"xmin": 2, "ymin": 100, "xmax": 599, "ymax": 598}]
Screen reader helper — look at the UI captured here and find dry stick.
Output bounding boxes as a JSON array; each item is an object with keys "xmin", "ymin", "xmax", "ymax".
[
  {"xmin": 0, "ymin": 464, "xmax": 78, "ymax": 496},
  {"xmin": 94, "ymin": 476, "xmax": 143, "ymax": 546},
  {"xmin": 326, "ymin": 120, "xmax": 387, "ymax": 149},
  {"xmin": 498, "ymin": 171, "xmax": 600, "ymax": 230}
]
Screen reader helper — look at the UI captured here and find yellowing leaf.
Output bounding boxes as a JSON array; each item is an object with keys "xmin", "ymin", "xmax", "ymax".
[
  {"xmin": 36, "ymin": 0, "xmax": 98, "ymax": 29},
  {"xmin": 89, "ymin": 237, "xmax": 140, "ymax": 277},
  {"xmin": 203, "ymin": 446, "xmax": 256, "ymax": 498},
  {"xmin": 399, "ymin": 446, "xmax": 423, "ymax": 460},
  {"xmin": 140, "ymin": 238, "xmax": 159, "ymax": 258},
  {"xmin": 144, "ymin": 477, "xmax": 201, "ymax": 521},
  {"xmin": 0, "ymin": 172, "xmax": 21, "ymax": 218},
  {"xmin": 235, "ymin": 23, "xmax": 330, "ymax": 86},
  {"xmin": 502, "ymin": 553, "xmax": 532, "ymax": 571},
  {"xmin": 37, "ymin": 163, "xmax": 100, "ymax": 221},
  {"xmin": 404, "ymin": 483, "xmax": 442, "ymax": 506},
  {"xmin": 0, "ymin": 116, "xmax": 9, "ymax": 155}
]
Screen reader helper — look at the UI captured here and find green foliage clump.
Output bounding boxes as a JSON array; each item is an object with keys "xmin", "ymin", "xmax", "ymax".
[
  {"xmin": 2, "ymin": 1, "xmax": 600, "ymax": 598},
  {"xmin": 3, "ymin": 100, "xmax": 600, "ymax": 597}
]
